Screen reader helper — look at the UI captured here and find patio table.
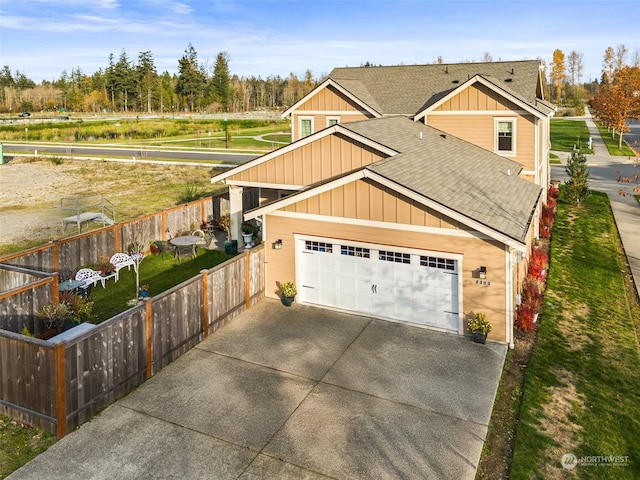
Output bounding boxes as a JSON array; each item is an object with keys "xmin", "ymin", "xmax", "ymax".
[
  {"xmin": 59, "ymin": 279, "xmax": 84, "ymax": 292},
  {"xmin": 170, "ymin": 235, "xmax": 201, "ymax": 258}
]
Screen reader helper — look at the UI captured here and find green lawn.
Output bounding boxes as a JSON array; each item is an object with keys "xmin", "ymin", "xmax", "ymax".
[
  {"xmin": 510, "ymin": 191, "xmax": 640, "ymax": 479},
  {"xmin": 89, "ymin": 248, "xmax": 233, "ymax": 322},
  {"xmin": 0, "ymin": 416, "xmax": 55, "ymax": 479},
  {"xmin": 550, "ymin": 118, "xmax": 593, "ymax": 153},
  {"xmin": 593, "ymin": 122, "xmax": 636, "ymax": 157}
]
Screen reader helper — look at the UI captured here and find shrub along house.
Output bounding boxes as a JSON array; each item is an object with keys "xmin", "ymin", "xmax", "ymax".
[{"xmin": 211, "ymin": 60, "xmax": 554, "ymax": 346}]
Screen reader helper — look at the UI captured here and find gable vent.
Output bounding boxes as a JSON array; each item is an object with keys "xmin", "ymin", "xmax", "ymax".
[{"xmin": 505, "ymin": 78, "xmax": 513, "ymax": 82}]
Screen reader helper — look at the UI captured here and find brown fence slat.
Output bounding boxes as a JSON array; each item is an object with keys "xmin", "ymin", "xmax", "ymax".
[{"xmin": 1, "ymin": 245, "xmax": 264, "ymax": 436}]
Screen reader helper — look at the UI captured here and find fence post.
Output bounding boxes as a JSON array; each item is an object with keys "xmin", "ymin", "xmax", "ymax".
[
  {"xmin": 201, "ymin": 269, "xmax": 209, "ymax": 338},
  {"xmin": 145, "ymin": 299, "xmax": 153, "ymax": 379},
  {"xmin": 114, "ymin": 224, "xmax": 121, "ymax": 252},
  {"xmin": 54, "ymin": 343, "xmax": 67, "ymax": 438},
  {"xmin": 53, "ymin": 241, "xmax": 60, "ymax": 276},
  {"xmin": 245, "ymin": 250, "xmax": 251, "ymax": 308}
]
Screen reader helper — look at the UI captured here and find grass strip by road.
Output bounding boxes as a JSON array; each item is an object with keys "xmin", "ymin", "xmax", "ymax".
[
  {"xmin": 550, "ymin": 119, "xmax": 593, "ymax": 153},
  {"xmin": 593, "ymin": 122, "xmax": 636, "ymax": 157},
  {"xmin": 509, "ymin": 191, "xmax": 640, "ymax": 479}
]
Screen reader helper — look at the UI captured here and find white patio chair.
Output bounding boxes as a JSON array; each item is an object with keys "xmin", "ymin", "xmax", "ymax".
[
  {"xmin": 75, "ymin": 268, "xmax": 103, "ymax": 290},
  {"xmin": 110, "ymin": 252, "xmax": 137, "ymax": 280},
  {"xmin": 191, "ymin": 229, "xmax": 208, "ymax": 250}
]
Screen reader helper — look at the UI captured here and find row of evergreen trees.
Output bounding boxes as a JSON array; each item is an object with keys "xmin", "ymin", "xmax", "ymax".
[{"xmin": 0, "ymin": 44, "xmax": 318, "ymax": 114}]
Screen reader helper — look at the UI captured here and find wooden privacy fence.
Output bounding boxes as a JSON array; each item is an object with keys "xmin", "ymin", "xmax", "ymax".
[
  {"xmin": 0, "ymin": 246, "xmax": 265, "ymax": 438},
  {"xmin": 0, "ymin": 188, "xmax": 259, "ymax": 335}
]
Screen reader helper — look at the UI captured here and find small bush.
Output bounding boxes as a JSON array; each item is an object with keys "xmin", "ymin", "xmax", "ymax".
[
  {"xmin": 49, "ymin": 156, "xmax": 64, "ymax": 165},
  {"xmin": 177, "ymin": 183, "xmax": 203, "ymax": 204},
  {"xmin": 529, "ymin": 249, "xmax": 549, "ymax": 280},
  {"xmin": 516, "ymin": 305, "xmax": 537, "ymax": 331}
]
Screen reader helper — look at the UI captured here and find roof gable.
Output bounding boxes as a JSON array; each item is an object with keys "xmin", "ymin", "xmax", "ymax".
[
  {"xmin": 414, "ymin": 75, "xmax": 553, "ymax": 121},
  {"xmin": 327, "ymin": 60, "xmax": 545, "ymax": 117},
  {"xmin": 246, "ymin": 116, "xmax": 541, "ymax": 245},
  {"xmin": 282, "ymin": 79, "xmax": 381, "ymax": 118}
]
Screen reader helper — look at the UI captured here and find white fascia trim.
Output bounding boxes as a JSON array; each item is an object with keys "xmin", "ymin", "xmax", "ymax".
[
  {"xmin": 282, "ymin": 79, "xmax": 381, "ymax": 118},
  {"xmin": 226, "ymin": 180, "xmax": 305, "ymax": 190},
  {"xmin": 363, "ymin": 170, "xmax": 525, "ymax": 249},
  {"xmin": 415, "ymin": 75, "xmax": 547, "ymax": 122},
  {"xmin": 268, "ymin": 210, "xmax": 491, "ymax": 240},
  {"xmin": 519, "ymin": 169, "xmax": 537, "ymax": 177}
]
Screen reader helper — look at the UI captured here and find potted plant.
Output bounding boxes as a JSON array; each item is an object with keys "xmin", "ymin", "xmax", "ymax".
[
  {"xmin": 139, "ymin": 284, "xmax": 150, "ymax": 298},
  {"xmin": 96, "ymin": 261, "xmax": 116, "ymax": 277},
  {"xmin": 279, "ymin": 281, "xmax": 297, "ymax": 307},
  {"xmin": 241, "ymin": 222, "xmax": 258, "ymax": 248},
  {"xmin": 468, "ymin": 312, "xmax": 492, "ymax": 344},
  {"xmin": 218, "ymin": 211, "xmax": 237, "ymax": 255}
]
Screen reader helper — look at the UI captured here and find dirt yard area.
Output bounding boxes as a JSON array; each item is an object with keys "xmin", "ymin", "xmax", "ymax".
[{"xmin": 0, "ymin": 157, "xmax": 222, "ymax": 252}]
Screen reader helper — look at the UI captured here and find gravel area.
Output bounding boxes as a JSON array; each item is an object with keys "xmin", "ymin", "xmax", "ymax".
[{"xmin": 0, "ymin": 160, "xmax": 83, "ymax": 246}]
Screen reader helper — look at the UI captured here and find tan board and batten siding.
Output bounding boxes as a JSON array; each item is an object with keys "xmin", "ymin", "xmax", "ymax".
[
  {"xmin": 227, "ymin": 134, "xmax": 388, "ymax": 185},
  {"xmin": 264, "ymin": 181, "xmax": 510, "ymax": 342},
  {"xmin": 291, "ymin": 85, "xmax": 372, "ymax": 140},
  {"xmin": 426, "ymin": 84, "xmax": 537, "ymax": 173}
]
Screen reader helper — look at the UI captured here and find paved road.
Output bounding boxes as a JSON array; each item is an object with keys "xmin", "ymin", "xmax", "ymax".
[{"xmin": 3, "ymin": 143, "xmax": 259, "ymax": 164}]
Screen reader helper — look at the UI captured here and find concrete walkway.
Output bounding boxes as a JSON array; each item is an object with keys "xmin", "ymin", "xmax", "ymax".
[
  {"xmin": 551, "ymin": 112, "xmax": 640, "ymax": 298},
  {"xmin": 9, "ymin": 300, "xmax": 506, "ymax": 480}
]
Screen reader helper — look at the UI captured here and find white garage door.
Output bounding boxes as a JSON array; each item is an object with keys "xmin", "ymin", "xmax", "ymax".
[{"xmin": 298, "ymin": 238, "xmax": 460, "ymax": 331}]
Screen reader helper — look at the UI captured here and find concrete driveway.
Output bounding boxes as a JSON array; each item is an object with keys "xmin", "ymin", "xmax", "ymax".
[{"xmin": 10, "ymin": 299, "xmax": 506, "ymax": 480}]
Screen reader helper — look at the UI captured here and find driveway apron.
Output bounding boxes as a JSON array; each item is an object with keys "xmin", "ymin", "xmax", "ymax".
[{"xmin": 9, "ymin": 299, "xmax": 506, "ymax": 480}]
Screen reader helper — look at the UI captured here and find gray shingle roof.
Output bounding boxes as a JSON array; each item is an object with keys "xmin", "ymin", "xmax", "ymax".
[
  {"xmin": 340, "ymin": 116, "xmax": 541, "ymax": 243},
  {"xmin": 329, "ymin": 60, "xmax": 544, "ymax": 116}
]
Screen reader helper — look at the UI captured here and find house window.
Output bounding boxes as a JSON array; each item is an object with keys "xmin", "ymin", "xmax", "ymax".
[
  {"xmin": 327, "ymin": 117, "xmax": 339, "ymax": 127},
  {"xmin": 300, "ymin": 118, "xmax": 313, "ymax": 138},
  {"xmin": 495, "ymin": 119, "xmax": 515, "ymax": 154}
]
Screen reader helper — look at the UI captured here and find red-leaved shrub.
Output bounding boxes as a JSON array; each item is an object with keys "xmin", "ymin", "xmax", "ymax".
[
  {"xmin": 522, "ymin": 277, "xmax": 544, "ymax": 310},
  {"xmin": 529, "ymin": 249, "xmax": 549, "ymax": 280},
  {"xmin": 516, "ymin": 305, "xmax": 537, "ymax": 331}
]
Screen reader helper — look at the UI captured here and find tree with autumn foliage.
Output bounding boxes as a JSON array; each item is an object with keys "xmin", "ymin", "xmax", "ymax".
[
  {"xmin": 590, "ymin": 45, "xmax": 640, "ymax": 148},
  {"xmin": 550, "ymin": 49, "xmax": 566, "ymax": 104}
]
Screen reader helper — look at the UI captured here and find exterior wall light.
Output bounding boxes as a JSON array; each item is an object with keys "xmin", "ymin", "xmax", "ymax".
[
  {"xmin": 273, "ymin": 239, "xmax": 282, "ymax": 250},
  {"xmin": 479, "ymin": 266, "xmax": 487, "ymax": 279}
]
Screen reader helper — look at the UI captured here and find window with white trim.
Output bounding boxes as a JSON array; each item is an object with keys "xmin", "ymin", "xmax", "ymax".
[
  {"xmin": 495, "ymin": 118, "xmax": 516, "ymax": 154},
  {"xmin": 300, "ymin": 118, "xmax": 313, "ymax": 138},
  {"xmin": 327, "ymin": 117, "xmax": 340, "ymax": 127}
]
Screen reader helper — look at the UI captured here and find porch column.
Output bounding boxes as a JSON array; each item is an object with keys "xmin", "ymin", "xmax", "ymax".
[{"xmin": 229, "ymin": 185, "xmax": 243, "ymax": 242}]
